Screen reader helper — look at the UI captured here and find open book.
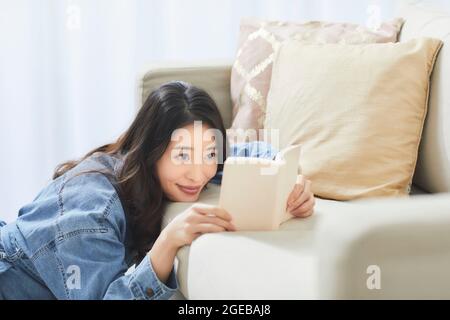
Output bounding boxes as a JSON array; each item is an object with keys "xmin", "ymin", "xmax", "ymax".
[{"xmin": 219, "ymin": 144, "xmax": 301, "ymax": 231}]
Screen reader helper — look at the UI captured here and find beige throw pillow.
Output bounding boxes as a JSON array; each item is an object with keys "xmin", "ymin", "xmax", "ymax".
[
  {"xmin": 264, "ymin": 38, "xmax": 443, "ymax": 200},
  {"xmin": 230, "ymin": 17, "xmax": 404, "ymax": 140}
]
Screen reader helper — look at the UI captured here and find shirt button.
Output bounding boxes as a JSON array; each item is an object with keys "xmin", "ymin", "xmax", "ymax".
[{"xmin": 146, "ymin": 288, "xmax": 154, "ymax": 297}]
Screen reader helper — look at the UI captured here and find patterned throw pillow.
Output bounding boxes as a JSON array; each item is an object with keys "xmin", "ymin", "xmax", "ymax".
[{"xmin": 230, "ymin": 17, "xmax": 404, "ymax": 140}]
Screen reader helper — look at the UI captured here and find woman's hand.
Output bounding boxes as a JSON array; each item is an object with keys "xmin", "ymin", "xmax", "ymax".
[
  {"xmin": 286, "ymin": 175, "xmax": 315, "ymax": 218},
  {"xmin": 149, "ymin": 204, "xmax": 235, "ymax": 285},
  {"xmin": 161, "ymin": 203, "xmax": 236, "ymax": 252}
]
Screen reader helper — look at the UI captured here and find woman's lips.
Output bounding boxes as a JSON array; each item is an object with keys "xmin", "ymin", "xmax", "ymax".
[{"xmin": 177, "ymin": 184, "xmax": 201, "ymax": 195}]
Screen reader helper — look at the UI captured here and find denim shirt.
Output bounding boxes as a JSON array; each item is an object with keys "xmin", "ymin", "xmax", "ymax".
[{"xmin": 0, "ymin": 141, "xmax": 277, "ymax": 300}]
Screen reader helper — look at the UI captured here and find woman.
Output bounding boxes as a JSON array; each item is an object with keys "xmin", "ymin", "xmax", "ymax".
[{"xmin": 0, "ymin": 81, "xmax": 315, "ymax": 299}]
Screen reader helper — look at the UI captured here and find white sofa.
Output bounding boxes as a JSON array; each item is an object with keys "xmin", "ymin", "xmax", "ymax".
[{"xmin": 136, "ymin": 3, "xmax": 450, "ymax": 299}]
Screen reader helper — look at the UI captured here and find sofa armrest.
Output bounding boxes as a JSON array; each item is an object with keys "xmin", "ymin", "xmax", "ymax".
[
  {"xmin": 317, "ymin": 193, "xmax": 450, "ymax": 299},
  {"xmin": 136, "ymin": 60, "xmax": 234, "ymax": 128}
]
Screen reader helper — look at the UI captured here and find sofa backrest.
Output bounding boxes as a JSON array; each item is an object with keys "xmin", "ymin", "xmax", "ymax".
[
  {"xmin": 136, "ymin": 61, "xmax": 233, "ymax": 128},
  {"xmin": 399, "ymin": 3, "xmax": 450, "ymax": 193}
]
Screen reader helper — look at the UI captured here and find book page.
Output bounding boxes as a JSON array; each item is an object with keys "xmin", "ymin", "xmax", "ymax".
[
  {"xmin": 274, "ymin": 145, "xmax": 302, "ymax": 226},
  {"xmin": 219, "ymin": 144, "xmax": 301, "ymax": 231}
]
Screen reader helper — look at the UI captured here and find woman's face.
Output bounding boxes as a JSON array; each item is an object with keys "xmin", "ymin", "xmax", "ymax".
[{"xmin": 156, "ymin": 122, "xmax": 219, "ymax": 202}]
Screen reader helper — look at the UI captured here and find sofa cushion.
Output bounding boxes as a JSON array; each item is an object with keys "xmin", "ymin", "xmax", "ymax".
[
  {"xmin": 264, "ymin": 38, "xmax": 442, "ymax": 200},
  {"xmin": 230, "ymin": 17, "xmax": 403, "ymax": 140},
  {"xmin": 399, "ymin": 4, "xmax": 450, "ymax": 193},
  {"xmin": 162, "ymin": 183, "xmax": 356, "ymax": 299}
]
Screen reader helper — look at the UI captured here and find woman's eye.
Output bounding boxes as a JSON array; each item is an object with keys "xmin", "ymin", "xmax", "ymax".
[
  {"xmin": 177, "ymin": 153, "xmax": 189, "ymax": 161},
  {"xmin": 207, "ymin": 152, "xmax": 216, "ymax": 160}
]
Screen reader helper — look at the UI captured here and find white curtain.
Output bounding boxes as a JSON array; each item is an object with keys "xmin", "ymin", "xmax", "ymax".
[{"xmin": 0, "ymin": 0, "xmax": 442, "ymax": 222}]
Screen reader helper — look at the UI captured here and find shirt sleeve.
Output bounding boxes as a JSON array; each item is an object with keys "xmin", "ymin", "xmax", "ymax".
[
  {"xmin": 104, "ymin": 251, "xmax": 178, "ymax": 300},
  {"xmin": 30, "ymin": 192, "xmax": 179, "ymax": 300},
  {"xmin": 86, "ymin": 196, "xmax": 179, "ymax": 300},
  {"xmin": 209, "ymin": 141, "xmax": 278, "ymax": 185}
]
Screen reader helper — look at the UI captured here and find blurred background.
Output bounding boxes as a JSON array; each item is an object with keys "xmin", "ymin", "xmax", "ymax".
[{"xmin": 0, "ymin": 0, "xmax": 447, "ymax": 222}]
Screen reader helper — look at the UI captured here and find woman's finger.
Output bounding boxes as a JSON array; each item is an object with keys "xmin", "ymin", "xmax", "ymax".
[
  {"xmin": 291, "ymin": 196, "xmax": 315, "ymax": 217},
  {"xmin": 193, "ymin": 214, "xmax": 236, "ymax": 231},
  {"xmin": 191, "ymin": 233, "xmax": 202, "ymax": 241},
  {"xmin": 192, "ymin": 204, "xmax": 233, "ymax": 221},
  {"xmin": 288, "ymin": 179, "xmax": 311, "ymax": 212},
  {"xmin": 295, "ymin": 208, "xmax": 314, "ymax": 218},
  {"xmin": 192, "ymin": 223, "xmax": 226, "ymax": 234}
]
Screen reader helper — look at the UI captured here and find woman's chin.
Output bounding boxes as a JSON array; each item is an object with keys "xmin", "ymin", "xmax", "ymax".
[{"xmin": 175, "ymin": 194, "xmax": 200, "ymax": 202}]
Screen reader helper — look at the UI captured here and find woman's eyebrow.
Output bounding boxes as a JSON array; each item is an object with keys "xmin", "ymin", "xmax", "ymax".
[
  {"xmin": 173, "ymin": 145, "xmax": 217, "ymax": 150},
  {"xmin": 173, "ymin": 146, "xmax": 192, "ymax": 150}
]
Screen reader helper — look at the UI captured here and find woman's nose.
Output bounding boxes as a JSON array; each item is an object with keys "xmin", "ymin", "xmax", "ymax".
[{"xmin": 185, "ymin": 164, "xmax": 206, "ymax": 182}]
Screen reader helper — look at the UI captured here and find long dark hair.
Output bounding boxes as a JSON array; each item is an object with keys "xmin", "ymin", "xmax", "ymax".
[{"xmin": 53, "ymin": 81, "xmax": 228, "ymax": 262}]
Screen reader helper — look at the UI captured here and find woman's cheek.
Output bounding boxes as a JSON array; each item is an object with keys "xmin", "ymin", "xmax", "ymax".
[
  {"xmin": 159, "ymin": 158, "xmax": 186, "ymax": 184},
  {"xmin": 205, "ymin": 164, "xmax": 218, "ymax": 180}
]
